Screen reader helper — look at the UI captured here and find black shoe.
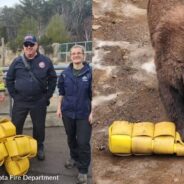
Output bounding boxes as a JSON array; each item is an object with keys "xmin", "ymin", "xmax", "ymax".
[
  {"xmin": 37, "ymin": 148, "xmax": 45, "ymax": 161},
  {"xmin": 76, "ymin": 173, "xmax": 88, "ymax": 184},
  {"xmin": 64, "ymin": 158, "xmax": 76, "ymax": 169}
]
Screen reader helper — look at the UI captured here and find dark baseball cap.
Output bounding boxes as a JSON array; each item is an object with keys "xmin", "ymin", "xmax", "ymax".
[{"xmin": 23, "ymin": 35, "xmax": 37, "ymax": 44}]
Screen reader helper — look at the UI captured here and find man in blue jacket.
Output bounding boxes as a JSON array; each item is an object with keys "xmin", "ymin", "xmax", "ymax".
[
  {"xmin": 6, "ymin": 35, "xmax": 57, "ymax": 160},
  {"xmin": 57, "ymin": 45, "xmax": 92, "ymax": 184}
]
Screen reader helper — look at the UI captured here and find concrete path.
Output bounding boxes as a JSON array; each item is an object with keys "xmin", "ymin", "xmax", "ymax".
[{"xmin": 0, "ymin": 127, "xmax": 92, "ymax": 184}]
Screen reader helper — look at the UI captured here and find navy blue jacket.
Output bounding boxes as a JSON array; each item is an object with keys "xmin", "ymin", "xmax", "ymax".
[
  {"xmin": 6, "ymin": 53, "xmax": 57, "ymax": 102},
  {"xmin": 58, "ymin": 62, "xmax": 92, "ymax": 119}
]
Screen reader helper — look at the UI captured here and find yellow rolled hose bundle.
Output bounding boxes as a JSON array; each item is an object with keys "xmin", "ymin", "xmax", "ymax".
[
  {"xmin": 109, "ymin": 121, "xmax": 184, "ymax": 156},
  {"xmin": 0, "ymin": 82, "xmax": 5, "ymax": 91},
  {"xmin": 0, "ymin": 118, "xmax": 37, "ymax": 176},
  {"xmin": 174, "ymin": 132, "xmax": 184, "ymax": 156},
  {"xmin": 132, "ymin": 122, "xmax": 154, "ymax": 155},
  {"xmin": 0, "ymin": 142, "xmax": 8, "ymax": 166},
  {"xmin": 4, "ymin": 157, "xmax": 30, "ymax": 176},
  {"xmin": 153, "ymin": 122, "xmax": 175, "ymax": 154},
  {"xmin": 0, "ymin": 118, "xmax": 16, "ymax": 140},
  {"xmin": 108, "ymin": 121, "xmax": 133, "ymax": 155},
  {"xmin": 5, "ymin": 135, "xmax": 37, "ymax": 160}
]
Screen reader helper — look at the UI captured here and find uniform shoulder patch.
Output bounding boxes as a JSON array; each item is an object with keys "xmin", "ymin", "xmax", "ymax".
[
  {"xmin": 82, "ymin": 76, "xmax": 88, "ymax": 82},
  {"xmin": 39, "ymin": 62, "xmax": 46, "ymax": 68}
]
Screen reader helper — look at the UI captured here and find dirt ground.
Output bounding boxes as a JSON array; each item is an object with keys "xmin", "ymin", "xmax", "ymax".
[{"xmin": 92, "ymin": 0, "xmax": 184, "ymax": 183}]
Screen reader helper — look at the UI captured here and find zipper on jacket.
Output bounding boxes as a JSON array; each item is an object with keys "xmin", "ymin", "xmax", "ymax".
[{"xmin": 74, "ymin": 76, "xmax": 78, "ymax": 119}]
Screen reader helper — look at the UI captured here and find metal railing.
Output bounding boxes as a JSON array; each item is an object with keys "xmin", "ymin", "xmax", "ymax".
[
  {"xmin": 59, "ymin": 41, "xmax": 93, "ymax": 63},
  {"xmin": 1, "ymin": 64, "xmax": 68, "ymax": 116}
]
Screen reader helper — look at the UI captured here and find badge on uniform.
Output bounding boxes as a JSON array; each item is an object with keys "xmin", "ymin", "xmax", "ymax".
[
  {"xmin": 82, "ymin": 76, "xmax": 88, "ymax": 82},
  {"xmin": 39, "ymin": 62, "xmax": 45, "ymax": 68}
]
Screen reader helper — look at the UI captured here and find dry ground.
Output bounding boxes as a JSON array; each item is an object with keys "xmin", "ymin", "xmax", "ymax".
[{"xmin": 92, "ymin": 0, "xmax": 184, "ymax": 183}]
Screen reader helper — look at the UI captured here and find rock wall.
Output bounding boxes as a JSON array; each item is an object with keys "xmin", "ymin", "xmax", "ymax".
[{"xmin": 92, "ymin": 1, "xmax": 176, "ymax": 184}]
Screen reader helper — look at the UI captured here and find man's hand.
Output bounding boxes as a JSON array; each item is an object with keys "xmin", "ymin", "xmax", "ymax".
[
  {"xmin": 89, "ymin": 112, "xmax": 93, "ymax": 124},
  {"xmin": 56, "ymin": 96, "xmax": 63, "ymax": 118},
  {"xmin": 56, "ymin": 107, "xmax": 62, "ymax": 118}
]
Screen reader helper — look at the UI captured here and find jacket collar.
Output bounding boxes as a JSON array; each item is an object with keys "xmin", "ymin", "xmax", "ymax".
[{"xmin": 67, "ymin": 62, "xmax": 90, "ymax": 77}]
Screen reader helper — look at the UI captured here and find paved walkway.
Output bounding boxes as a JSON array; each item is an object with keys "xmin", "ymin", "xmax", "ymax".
[{"xmin": 0, "ymin": 127, "xmax": 92, "ymax": 184}]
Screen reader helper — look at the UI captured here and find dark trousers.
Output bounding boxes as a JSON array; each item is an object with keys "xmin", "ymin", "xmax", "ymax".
[
  {"xmin": 12, "ymin": 98, "xmax": 47, "ymax": 149},
  {"xmin": 62, "ymin": 115, "xmax": 92, "ymax": 174}
]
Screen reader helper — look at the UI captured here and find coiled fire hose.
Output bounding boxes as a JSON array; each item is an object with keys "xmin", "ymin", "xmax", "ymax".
[
  {"xmin": 0, "ymin": 118, "xmax": 37, "ymax": 176},
  {"xmin": 109, "ymin": 121, "xmax": 184, "ymax": 156}
]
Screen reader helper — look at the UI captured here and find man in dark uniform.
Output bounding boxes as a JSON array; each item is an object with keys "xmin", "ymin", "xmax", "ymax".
[{"xmin": 6, "ymin": 35, "xmax": 57, "ymax": 160}]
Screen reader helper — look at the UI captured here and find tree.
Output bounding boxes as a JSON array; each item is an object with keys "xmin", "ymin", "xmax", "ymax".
[
  {"xmin": 0, "ymin": 0, "xmax": 92, "ymax": 52},
  {"xmin": 46, "ymin": 14, "xmax": 70, "ymax": 43},
  {"xmin": 19, "ymin": 0, "xmax": 53, "ymax": 37},
  {"xmin": 48, "ymin": 0, "xmax": 92, "ymax": 41},
  {"xmin": 10, "ymin": 17, "xmax": 38, "ymax": 51},
  {"xmin": 65, "ymin": 0, "xmax": 92, "ymax": 40},
  {"xmin": 0, "ymin": 7, "xmax": 19, "ymax": 41},
  {"xmin": 0, "ymin": 25, "xmax": 7, "ymax": 43},
  {"xmin": 83, "ymin": 16, "xmax": 92, "ymax": 41}
]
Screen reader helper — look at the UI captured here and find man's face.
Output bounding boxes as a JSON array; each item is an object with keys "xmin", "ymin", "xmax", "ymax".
[
  {"xmin": 70, "ymin": 48, "xmax": 85, "ymax": 64},
  {"xmin": 23, "ymin": 42, "xmax": 38, "ymax": 59}
]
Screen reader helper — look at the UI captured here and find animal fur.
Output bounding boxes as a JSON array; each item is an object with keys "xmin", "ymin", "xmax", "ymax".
[{"xmin": 148, "ymin": 0, "xmax": 184, "ymax": 139}]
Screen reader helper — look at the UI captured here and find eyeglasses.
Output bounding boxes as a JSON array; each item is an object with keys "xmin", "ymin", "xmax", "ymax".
[
  {"xmin": 71, "ymin": 52, "xmax": 84, "ymax": 56},
  {"xmin": 24, "ymin": 43, "xmax": 35, "ymax": 47}
]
